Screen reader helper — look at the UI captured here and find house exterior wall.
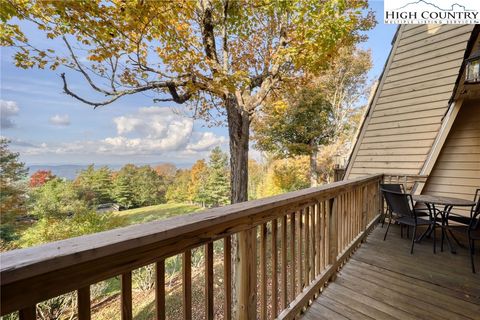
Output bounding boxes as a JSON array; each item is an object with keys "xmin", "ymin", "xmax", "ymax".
[
  {"xmin": 422, "ymin": 99, "xmax": 480, "ymax": 210},
  {"xmin": 346, "ymin": 24, "xmax": 474, "ymax": 179}
]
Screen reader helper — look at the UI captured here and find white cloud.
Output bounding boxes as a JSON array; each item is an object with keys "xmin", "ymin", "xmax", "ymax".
[
  {"xmin": 49, "ymin": 114, "xmax": 71, "ymax": 126},
  {"xmin": 0, "ymin": 100, "xmax": 19, "ymax": 129},
  {"xmin": 187, "ymin": 132, "xmax": 226, "ymax": 151},
  {"xmin": 15, "ymin": 107, "xmax": 227, "ymax": 160}
]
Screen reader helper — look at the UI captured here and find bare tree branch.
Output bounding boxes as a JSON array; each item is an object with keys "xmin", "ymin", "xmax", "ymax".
[
  {"xmin": 199, "ymin": 0, "xmax": 221, "ymax": 74},
  {"xmin": 63, "ymin": 36, "xmax": 113, "ymax": 96},
  {"xmin": 60, "ymin": 73, "xmax": 189, "ymax": 108}
]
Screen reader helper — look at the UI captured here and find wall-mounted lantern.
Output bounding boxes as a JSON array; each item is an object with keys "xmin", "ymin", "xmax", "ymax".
[{"xmin": 465, "ymin": 49, "xmax": 480, "ymax": 84}]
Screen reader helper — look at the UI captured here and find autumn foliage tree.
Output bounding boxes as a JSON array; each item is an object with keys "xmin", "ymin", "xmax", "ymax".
[
  {"xmin": 1, "ymin": 0, "xmax": 374, "ymax": 205},
  {"xmin": 315, "ymin": 46, "xmax": 372, "ymax": 181},
  {"xmin": 254, "ymin": 46, "xmax": 372, "ymax": 185},
  {"xmin": 253, "ymin": 87, "xmax": 334, "ymax": 187},
  {"xmin": 29, "ymin": 170, "xmax": 55, "ymax": 188},
  {"xmin": 188, "ymin": 159, "xmax": 209, "ymax": 206},
  {"xmin": 2, "ymin": 1, "xmax": 374, "ymax": 315}
]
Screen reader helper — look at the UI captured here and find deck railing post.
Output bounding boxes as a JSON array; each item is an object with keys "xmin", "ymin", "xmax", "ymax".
[
  {"xmin": 235, "ymin": 228, "xmax": 257, "ymax": 320},
  {"xmin": 1, "ymin": 175, "xmax": 385, "ymax": 319},
  {"xmin": 362, "ymin": 185, "xmax": 368, "ymax": 232},
  {"xmin": 328, "ymin": 198, "xmax": 338, "ymax": 272}
]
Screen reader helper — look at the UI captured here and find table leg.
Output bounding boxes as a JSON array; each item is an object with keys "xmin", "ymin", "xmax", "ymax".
[{"xmin": 441, "ymin": 205, "xmax": 457, "ymax": 254}]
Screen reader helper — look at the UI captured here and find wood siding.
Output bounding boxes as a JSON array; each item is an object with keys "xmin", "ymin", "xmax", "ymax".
[
  {"xmin": 347, "ymin": 24, "xmax": 474, "ymax": 179},
  {"xmin": 422, "ymin": 99, "xmax": 480, "ymax": 212}
]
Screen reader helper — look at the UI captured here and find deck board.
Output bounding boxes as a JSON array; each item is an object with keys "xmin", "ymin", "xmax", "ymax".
[{"xmin": 301, "ymin": 224, "xmax": 480, "ymax": 320}]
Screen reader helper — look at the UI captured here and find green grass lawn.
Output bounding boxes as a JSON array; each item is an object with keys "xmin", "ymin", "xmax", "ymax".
[
  {"xmin": 93, "ymin": 203, "xmax": 203, "ymax": 299},
  {"xmin": 116, "ymin": 203, "xmax": 203, "ymax": 225}
]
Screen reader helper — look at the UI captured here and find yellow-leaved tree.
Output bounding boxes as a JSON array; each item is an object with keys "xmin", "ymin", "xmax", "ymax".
[
  {"xmin": 1, "ymin": 1, "xmax": 374, "ymax": 316},
  {"xmin": 1, "ymin": 0, "xmax": 374, "ymax": 204}
]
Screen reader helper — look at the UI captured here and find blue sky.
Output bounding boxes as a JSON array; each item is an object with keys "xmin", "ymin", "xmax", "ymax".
[{"xmin": 0, "ymin": 1, "xmax": 396, "ymax": 167}]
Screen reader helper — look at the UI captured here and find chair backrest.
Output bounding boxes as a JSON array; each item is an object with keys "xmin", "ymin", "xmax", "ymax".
[
  {"xmin": 380, "ymin": 188, "xmax": 415, "ymax": 218},
  {"xmin": 380, "ymin": 183, "xmax": 405, "ymax": 194},
  {"xmin": 472, "ymin": 188, "xmax": 480, "ymax": 216},
  {"xmin": 470, "ymin": 190, "xmax": 480, "ymax": 231}
]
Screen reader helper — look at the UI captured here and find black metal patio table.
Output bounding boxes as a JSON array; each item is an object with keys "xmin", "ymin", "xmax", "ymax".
[{"xmin": 413, "ymin": 195, "xmax": 476, "ymax": 254}]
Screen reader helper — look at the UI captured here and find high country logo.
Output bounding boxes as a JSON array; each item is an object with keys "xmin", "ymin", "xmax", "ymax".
[{"xmin": 384, "ymin": 0, "xmax": 480, "ymax": 24}]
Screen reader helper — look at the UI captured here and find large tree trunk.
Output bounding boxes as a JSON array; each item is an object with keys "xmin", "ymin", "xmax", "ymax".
[
  {"xmin": 225, "ymin": 96, "xmax": 256, "ymax": 319},
  {"xmin": 226, "ymin": 99, "xmax": 249, "ymax": 203},
  {"xmin": 310, "ymin": 141, "xmax": 318, "ymax": 187}
]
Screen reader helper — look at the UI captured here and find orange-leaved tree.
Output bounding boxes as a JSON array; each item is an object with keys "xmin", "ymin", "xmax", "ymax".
[{"xmin": 29, "ymin": 170, "xmax": 55, "ymax": 188}]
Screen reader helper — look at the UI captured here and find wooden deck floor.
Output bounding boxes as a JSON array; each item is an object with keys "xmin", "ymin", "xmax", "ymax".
[{"xmin": 301, "ymin": 224, "xmax": 480, "ymax": 320}]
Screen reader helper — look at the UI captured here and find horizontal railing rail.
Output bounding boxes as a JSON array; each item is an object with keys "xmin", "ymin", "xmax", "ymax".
[
  {"xmin": 1, "ymin": 174, "xmax": 382, "ymax": 320},
  {"xmin": 382, "ymin": 174, "xmax": 428, "ymax": 194}
]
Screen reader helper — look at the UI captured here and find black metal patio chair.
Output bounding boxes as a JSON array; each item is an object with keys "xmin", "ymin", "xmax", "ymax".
[
  {"xmin": 381, "ymin": 188, "xmax": 437, "ymax": 254},
  {"xmin": 447, "ymin": 189, "xmax": 480, "ymax": 226},
  {"xmin": 445, "ymin": 189, "xmax": 480, "ymax": 273},
  {"xmin": 380, "ymin": 183, "xmax": 404, "ymax": 229},
  {"xmin": 468, "ymin": 205, "xmax": 480, "ymax": 273},
  {"xmin": 380, "ymin": 184, "xmax": 428, "ymax": 239}
]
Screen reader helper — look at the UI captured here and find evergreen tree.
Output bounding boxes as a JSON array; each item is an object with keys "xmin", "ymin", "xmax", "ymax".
[
  {"xmin": 75, "ymin": 165, "xmax": 113, "ymax": 205},
  {"xmin": 111, "ymin": 164, "xmax": 136, "ymax": 208},
  {"xmin": 205, "ymin": 147, "xmax": 230, "ymax": 207},
  {"xmin": 111, "ymin": 173, "xmax": 134, "ymax": 209},
  {"xmin": 132, "ymin": 166, "xmax": 164, "ymax": 207},
  {"xmin": 0, "ymin": 138, "xmax": 28, "ymax": 225}
]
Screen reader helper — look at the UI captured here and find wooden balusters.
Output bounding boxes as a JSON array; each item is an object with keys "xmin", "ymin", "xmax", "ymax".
[
  {"xmin": 156, "ymin": 260, "xmax": 166, "ymax": 320},
  {"xmin": 121, "ymin": 272, "xmax": 132, "ymax": 320},
  {"xmin": 338, "ymin": 194, "xmax": 343, "ymax": 253},
  {"xmin": 309, "ymin": 205, "xmax": 318, "ymax": 283},
  {"xmin": 315, "ymin": 202, "xmax": 321, "ymax": 276},
  {"xmin": 304, "ymin": 209, "xmax": 310, "ymax": 287},
  {"xmin": 349, "ymin": 192, "xmax": 352, "ymax": 244},
  {"xmin": 296, "ymin": 210, "xmax": 302, "ymax": 294},
  {"xmin": 236, "ymin": 228, "xmax": 257, "ymax": 319},
  {"xmin": 280, "ymin": 215, "xmax": 288, "ymax": 310},
  {"xmin": 224, "ymin": 236, "xmax": 232, "ymax": 320},
  {"xmin": 205, "ymin": 243, "xmax": 214, "ymax": 320},
  {"xmin": 2, "ymin": 175, "xmax": 385, "ymax": 320},
  {"xmin": 183, "ymin": 250, "xmax": 192, "ymax": 320},
  {"xmin": 328, "ymin": 198, "xmax": 337, "ymax": 267},
  {"xmin": 289, "ymin": 212, "xmax": 296, "ymax": 302},
  {"xmin": 320, "ymin": 201, "xmax": 326, "ymax": 273},
  {"xmin": 78, "ymin": 286, "xmax": 91, "ymax": 320},
  {"xmin": 260, "ymin": 224, "xmax": 267, "ymax": 320},
  {"xmin": 271, "ymin": 219, "xmax": 278, "ymax": 318}
]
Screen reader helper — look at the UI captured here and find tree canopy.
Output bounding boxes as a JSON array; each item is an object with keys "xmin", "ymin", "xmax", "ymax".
[
  {"xmin": 2, "ymin": 0, "xmax": 374, "ymax": 107},
  {"xmin": 1, "ymin": 0, "xmax": 375, "ymax": 204},
  {"xmin": 253, "ymin": 87, "xmax": 334, "ymax": 158}
]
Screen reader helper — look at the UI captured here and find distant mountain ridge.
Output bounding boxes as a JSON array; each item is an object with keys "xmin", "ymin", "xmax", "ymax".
[
  {"xmin": 27, "ymin": 165, "xmax": 91, "ymax": 180},
  {"xmin": 27, "ymin": 162, "xmax": 191, "ymax": 180}
]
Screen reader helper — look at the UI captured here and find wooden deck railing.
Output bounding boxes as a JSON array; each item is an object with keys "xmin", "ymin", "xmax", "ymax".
[
  {"xmin": 0, "ymin": 174, "xmax": 382, "ymax": 320},
  {"xmin": 383, "ymin": 174, "xmax": 428, "ymax": 194}
]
